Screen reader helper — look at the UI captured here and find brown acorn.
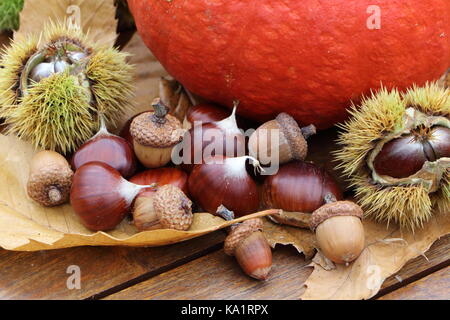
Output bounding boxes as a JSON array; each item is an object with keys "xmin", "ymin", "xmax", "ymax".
[
  {"xmin": 248, "ymin": 113, "xmax": 316, "ymax": 165},
  {"xmin": 310, "ymin": 194, "xmax": 365, "ymax": 265},
  {"xmin": 133, "ymin": 184, "xmax": 193, "ymax": 231},
  {"xmin": 218, "ymin": 206, "xmax": 272, "ymax": 280},
  {"xmin": 27, "ymin": 150, "xmax": 73, "ymax": 206},
  {"xmin": 130, "ymin": 99, "xmax": 185, "ymax": 168}
]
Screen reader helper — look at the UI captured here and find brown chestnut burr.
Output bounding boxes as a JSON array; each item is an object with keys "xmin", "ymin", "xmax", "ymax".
[
  {"xmin": 133, "ymin": 184, "xmax": 193, "ymax": 231},
  {"xmin": 262, "ymin": 161, "xmax": 342, "ymax": 228},
  {"xmin": 72, "ymin": 116, "xmax": 137, "ymax": 178},
  {"xmin": 70, "ymin": 162, "xmax": 156, "ymax": 231},
  {"xmin": 178, "ymin": 101, "xmax": 246, "ymax": 172},
  {"xmin": 248, "ymin": 113, "xmax": 316, "ymax": 165},
  {"xmin": 374, "ymin": 125, "xmax": 450, "ymax": 179},
  {"xmin": 130, "ymin": 99, "xmax": 185, "ymax": 168},
  {"xmin": 218, "ymin": 206, "xmax": 272, "ymax": 280},
  {"xmin": 188, "ymin": 156, "xmax": 261, "ymax": 217},
  {"xmin": 130, "ymin": 167, "xmax": 189, "ymax": 198},
  {"xmin": 183, "ymin": 103, "xmax": 229, "ymax": 129},
  {"xmin": 310, "ymin": 193, "xmax": 365, "ymax": 265},
  {"xmin": 27, "ymin": 150, "xmax": 73, "ymax": 207}
]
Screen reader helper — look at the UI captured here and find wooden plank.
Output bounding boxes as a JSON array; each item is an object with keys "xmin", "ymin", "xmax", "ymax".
[
  {"xmin": 0, "ymin": 231, "xmax": 224, "ymax": 300},
  {"xmin": 375, "ymin": 235, "xmax": 450, "ymax": 298},
  {"xmin": 379, "ymin": 266, "xmax": 450, "ymax": 300},
  {"xmin": 104, "ymin": 235, "xmax": 450, "ymax": 300},
  {"xmin": 104, "ymin": 245, "xmax": 313, "ymax": 300}
]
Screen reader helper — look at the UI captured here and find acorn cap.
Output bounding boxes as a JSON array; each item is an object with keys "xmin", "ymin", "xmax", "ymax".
[
  {"xmin": 152, "ymin": 184, "xmax": 193, "ymax": 230},
  {"xmin": 27, "ymin": 163, "xmax": 73, "ymax": 206},
  {"xmin": 130, "ymin": 111, "xmax": 184, "ymax": 148},
  {"xmin": 276, "ymin": 113, "xmax": 314, "ymax": 161},
  {"xmin": 224, "ymin": 218, "xmax": 264, "ymax": 256},
  {"xmin": 310, "ymin": 201, "xmax": 363, "ymax": 232}
]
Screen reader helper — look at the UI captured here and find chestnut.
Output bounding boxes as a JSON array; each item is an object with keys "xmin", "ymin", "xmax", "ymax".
[
  {"xmin": 262, "ymin": 161, "xmax": 342, "ymax": 228},
  {"xmin": 71, "ymin": 117, "xmax": 137, "ymax": 178},
  {"xmin": 188, "ymin": 155, "xmax": 261, "ymax": 217},
  {"xmin": 183, "ymin": 103, "xmax": 229, "ymax": 129},
  {"xmin": 373, "ymin": 125, "xmax": 450, "ymax": 178},
  {"xmin": 130, "ymin": 167, "xmax": 189, "ymax": 198},
  {"xmin": 70, "ymin": 162, "xmax": 156, "ymax": 231},
  {"xmin": 176, "ymin": 102, "xmax": 246, "ymax": 171}
]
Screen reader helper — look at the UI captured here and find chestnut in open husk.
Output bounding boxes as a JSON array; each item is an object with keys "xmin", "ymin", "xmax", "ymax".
[{"xmin": 335, "ymin": 83, "xmax": 450, "ymax": 229}]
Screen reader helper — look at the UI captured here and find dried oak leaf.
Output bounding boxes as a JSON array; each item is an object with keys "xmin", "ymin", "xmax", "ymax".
[
  {"xmin": 263, "ymin": 217, "xmax": 316, "ymax": 259},
  {"xmin": 301, "ymin": 213, "xmax": 450, "ymax": 300}
]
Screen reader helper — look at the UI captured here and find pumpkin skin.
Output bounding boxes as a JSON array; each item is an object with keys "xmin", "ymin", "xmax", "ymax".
[{"xmin": 128, "ymin": 0, "xmax": 450, "ymax": 129}]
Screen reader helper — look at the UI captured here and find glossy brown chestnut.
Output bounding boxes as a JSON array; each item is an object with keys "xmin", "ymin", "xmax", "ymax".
[
  {"xmin": 70, "ymin": 162, "xmax": 154, "ymax": 231},
  {"xmin": 262, "ymin": 161, "xmax": 342, "ymax": 214},
  {"xmin": 188, "ymin": 156, "xmax": 260, "ymax": 217},
  {"xmin": 119, "ymin": 111, "xmax": 146, "ymax": 147},
  {"xmin": 374, "ymin": 125, "xmax": 450, "ymax": 178},
  {"xmin": 72, "ymin": 118, "xmax": 136, "ymax": 178},
  {"xmin": 179, "ymin": 103, "xmax": 247, "ymax": 172},
  {"xmin": 130, "ymin": 167, "xmax": 189, "ymax": 198},
  {"xmin": 183, "ymin": 103, "xmax": 229, "ymax": 129}
]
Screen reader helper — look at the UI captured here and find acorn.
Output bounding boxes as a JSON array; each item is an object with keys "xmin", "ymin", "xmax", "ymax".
[
  {"xmin": 248, "ymin": 113, "xmax": 316, "ymax": 166},
  {"xmin": 130, "ymin": 98, "xmax": 185, "ymax": 168},
  {"xmin": 27, "ymin": 150, "xmax": 73, "ymax": 207},
  {"xmin": 0, "ymin": 21, "xmax": 134, "ymax": 154},
  {"xmin": 310, "ymin": 193, "xmax": 365, "ymax": 265},
  {"xmin": 132, "ymin": 184, "xmax": 193, "ymax": 231},
  {"xmin": 335, "ymin": 83, "xmax": 450, "ymax": 230},
  {"xmin": 219, "ymin": 206, "xmax": 272, "ymax": 280}
]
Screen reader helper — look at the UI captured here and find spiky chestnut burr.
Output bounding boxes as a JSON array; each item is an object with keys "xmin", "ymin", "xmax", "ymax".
[
  {"xmin": 248, "ymin": 113, "xmax": 316, "ymax": 165},
  {"xmin": 133, "ymin": 184, "xmax": 193, "ymax": 231},
  {"xmin": 218, "ymin": 206, "xmax": 272, "ymax": 280},
  {"xmin": 335, "ymin": 83, "xmax": 450, "ymax": 230},
  {"xmin": 0, "ymin": 21, "xmax": 134, "ymax": 154},
  {"xmin": 27, "ymin": 150, "xmax": 73, "ymax": 207}
]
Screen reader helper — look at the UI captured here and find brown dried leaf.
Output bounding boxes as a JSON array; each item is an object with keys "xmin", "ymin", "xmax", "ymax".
[
  {"xmin": 263, "ymin": 217, "xmax": 316, "ymax": 259},
  {"xmin": 15, "ymin": 0, "xmax": 117, "ymax": 47},
  {"xmin": 301, "ymin": 213, "xmax": 450, "ymax": 300}
]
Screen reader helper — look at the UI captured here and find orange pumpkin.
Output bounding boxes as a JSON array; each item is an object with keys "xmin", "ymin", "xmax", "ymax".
[{"xmin": 128, "ymin": 0, "xmax": 450, "ymax": 128}]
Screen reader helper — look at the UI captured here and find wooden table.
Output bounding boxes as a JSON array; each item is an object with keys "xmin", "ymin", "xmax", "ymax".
[
  {"xmin": 0, "ymin": 231, "xmax": 448, "ymax": 300},
  {"xmin": 0, "ymin": 33, "xmax": 448, "ymax": 301}
]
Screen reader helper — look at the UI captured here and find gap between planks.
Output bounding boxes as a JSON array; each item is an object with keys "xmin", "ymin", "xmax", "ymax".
[{"xmin": 99, "ymin": 235, "xmax": 450, "ymax": 300}]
